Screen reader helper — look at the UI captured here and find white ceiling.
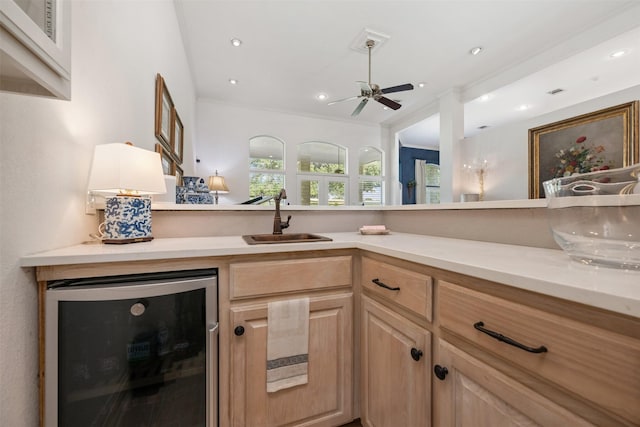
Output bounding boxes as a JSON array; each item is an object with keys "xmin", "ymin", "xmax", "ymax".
[{"xmin": 175, "ymin": 1, "xmax": 640, "ymax": 148}]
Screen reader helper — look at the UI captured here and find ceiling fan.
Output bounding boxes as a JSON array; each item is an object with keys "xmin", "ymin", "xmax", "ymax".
[{"xmin": 328, "ymin": 39, "xmax": 414, "ymax": 117}]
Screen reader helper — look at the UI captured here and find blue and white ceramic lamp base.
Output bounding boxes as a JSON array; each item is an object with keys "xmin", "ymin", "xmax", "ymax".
[{"xmin": 101, "ymin": 196, "xmax": 154, "ymax": 244}]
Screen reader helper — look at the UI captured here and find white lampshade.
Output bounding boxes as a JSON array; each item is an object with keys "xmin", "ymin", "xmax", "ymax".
[
  {"xmin": 208, "ymin": 173, "xmax": 229, "ymax": 193},
  {"xmin": 87, "ymin": 143, "xmax": 167, "ymax": 195}
]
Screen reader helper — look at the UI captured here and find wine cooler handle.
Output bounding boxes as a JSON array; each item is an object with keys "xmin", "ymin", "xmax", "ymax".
[{"xmin": 207, "ymin": 323, "xmax": 219, "ymax": 427}]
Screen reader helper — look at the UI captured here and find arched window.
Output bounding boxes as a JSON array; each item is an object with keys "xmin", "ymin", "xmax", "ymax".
[
  {"xmin": 358, "ymin": 146, "xmax": 383, "ymax": 205},
  {"xmin": 297, "ymin": 141, "xmax": 348, "ymax": 206},
  {"xmin": 249, "ymin": 135, "xmax": 285, "ymax": 198}
]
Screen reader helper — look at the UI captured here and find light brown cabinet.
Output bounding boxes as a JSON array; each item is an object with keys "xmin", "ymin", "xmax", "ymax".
[
  {"xmin": 435, "ymin": 279, "xmax": 640, "ymax": 427},
  {"xmin": 433, "ymin": 339, "xmax": 595, "ymax": 427},
  {"xmin": 360, "ymin": 253, "xmax": 640, "ymax": 427},
  {"xmin": 360, "ymin": 296, "xmax": 430, "ymax": 427},
  {"xmin": 359, "ymin": 255, "xmax": 433, "ymax": 427},
  {"xmin": 226, "ymin": 255, "xmax": 354, "ymax": 427}
]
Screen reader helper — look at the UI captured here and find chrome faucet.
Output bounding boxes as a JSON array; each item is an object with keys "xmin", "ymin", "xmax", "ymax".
[{"xmin": 273, "ymin": 188, "xmax": 291, "ymax": 234}]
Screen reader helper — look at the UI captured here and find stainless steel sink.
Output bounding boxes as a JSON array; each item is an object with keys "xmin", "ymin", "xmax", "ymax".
[{"xmin": 242, "ymin": 233, "xmax": 332, "ymax": 245}]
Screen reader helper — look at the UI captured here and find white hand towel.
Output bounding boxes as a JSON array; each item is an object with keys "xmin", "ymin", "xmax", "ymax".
[{"xmin": 266, "ymin": 297, "xmax": 309, "ymax": 392}]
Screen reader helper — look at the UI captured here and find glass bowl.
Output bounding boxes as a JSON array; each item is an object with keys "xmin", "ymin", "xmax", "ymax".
[{"xmin": 543, "ymin": 164, "xmax": 640, "ymax": 269}]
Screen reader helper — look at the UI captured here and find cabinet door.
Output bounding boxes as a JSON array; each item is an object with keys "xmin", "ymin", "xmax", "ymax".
[
  {"xmin": 0, "ymin": 0, "xmax": 71, "ymax": 98},
  {"xmin": 229, "ymin": 293, "xmax": 353, "ymax": 427},
  {"xmin": 361, "ymin": 296, "xmax": 430, "ymax": 427},
  {"xmin": 433, "ymin": 340, "xmax": 595, "ymax": 427}
]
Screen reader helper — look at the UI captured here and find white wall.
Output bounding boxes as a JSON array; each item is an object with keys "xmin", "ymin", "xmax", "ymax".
[
  {"xmin": 0, "ymin": 1, "xmax": 196, "ymax": 425},
  {"xmin": 194, "ymin": 100, "xmax": 382, "ymax": 204},
  {"xmin": 461, "ymin": 84, "xmax": 640, "ymax": 200}
]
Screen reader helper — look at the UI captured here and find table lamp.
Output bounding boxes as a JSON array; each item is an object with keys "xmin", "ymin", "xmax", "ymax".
[
  {"xmin": 87, "ymin": 142, "xmax": 166, "ymax": 243},
  {"xmin": 208, "ymin": 170, "xmax": 229, "ymax": 204}
]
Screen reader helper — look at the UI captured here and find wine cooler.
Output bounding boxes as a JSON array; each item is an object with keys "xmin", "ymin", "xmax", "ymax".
[{"xmin": 44, "ymin": 269, "xmax": 218, "ymax": 427}]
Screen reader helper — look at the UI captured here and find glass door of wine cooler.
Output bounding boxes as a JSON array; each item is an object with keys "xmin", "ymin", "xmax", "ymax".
[{"xmin": 45, "ymin": 270, "xmax": 218, "ymax": 427}]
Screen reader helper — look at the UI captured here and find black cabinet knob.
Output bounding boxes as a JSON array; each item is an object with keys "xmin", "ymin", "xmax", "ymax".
[
  {"xmin": 410, "ymin": 347, "xmax": 423, "ymax": 361},
  {"xmin": 234, "ymin": 326, "xmax": 245, "ymax": 336},
  {"xmin": 434, "ymin": 365, "xmax": 448, "ymax": 380}
]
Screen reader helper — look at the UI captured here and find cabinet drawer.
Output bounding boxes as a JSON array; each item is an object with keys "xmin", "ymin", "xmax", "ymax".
[
  {"xmin": 361, "ymin": 257, "xmax": 432, "ymax": 321},
  {"xmin": 438, "ymin": 281, "xmax": 640, "ymax": 425},
  {"xmin": 230, "ymin": 256, "xmax": 352, "ymax": 299}
]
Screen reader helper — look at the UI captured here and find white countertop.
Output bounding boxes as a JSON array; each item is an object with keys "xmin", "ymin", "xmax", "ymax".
[{"xmin": 21, "ymin": 232, "xmax": 640, "ymax": 318}]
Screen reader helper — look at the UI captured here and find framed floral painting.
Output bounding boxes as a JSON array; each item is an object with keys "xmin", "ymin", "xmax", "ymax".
[{"xmin": 528, "ymin": 101, "xmax": 638, "ymax": 198}]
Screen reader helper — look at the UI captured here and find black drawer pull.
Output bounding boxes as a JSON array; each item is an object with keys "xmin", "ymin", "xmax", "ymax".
[
  {"xmin": 234, "ymin": 326, "xmax": 245, "ymax": 336},
  {"xmin": 372, "ymin": 278, "xmax": 400, "ymax": 291},
  {"xmin": 474, "ymin": 321, "xmax": 547, "ymax": 354}
]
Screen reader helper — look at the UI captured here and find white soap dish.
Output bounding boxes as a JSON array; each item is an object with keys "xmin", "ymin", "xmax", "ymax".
[{"xmin": 359, "ymin": 227, "xmax": 390, "ymax": 235}]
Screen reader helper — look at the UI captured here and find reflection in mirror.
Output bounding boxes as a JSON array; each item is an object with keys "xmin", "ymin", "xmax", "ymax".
[
  {"xmin": 297, "ymin": 141, "xmax": 347, "ymax": 206},
  {"xmin": 358, "ymin": 147, "xmax": 383, "ymax": 205},
  {"xmin": 249, "ymin": 135, "xmax": 285, "ymax": 199},
  {"xmin": 297, "ymin": 141, "xmax": 346, "ymax": 174}
]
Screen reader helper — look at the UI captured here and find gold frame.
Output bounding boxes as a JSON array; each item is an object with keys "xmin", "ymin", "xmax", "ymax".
[
  {"xmin": 154, "ymin": 74, "xmax": 174, "ymax": 151},
  {"xmin": 171, "ymin": 107, "xmax": 184, "ymax": 163},
  {"xmin": 528, "ymin": 101, "xmax": 638, "ymax": 198},
  {"xmin": 174, "ymin": 164, "xmax": 183, "ymax": 186},
  {"xmin": 155, "ymin": 143, "xmax": 173, "ymax": 176}
]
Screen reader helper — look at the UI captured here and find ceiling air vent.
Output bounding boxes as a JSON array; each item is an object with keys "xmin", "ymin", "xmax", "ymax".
[
  {"xmin": 350, "ymin": 28, "xmax": 390, "ymax": 54},
  {"xmin": 547, "ymin": 88, "xmax": 564, "ymax": 95}
]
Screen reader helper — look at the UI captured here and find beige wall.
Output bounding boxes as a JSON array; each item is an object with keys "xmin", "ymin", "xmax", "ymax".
[{"xmin": 151, "ymin": 206, "xmax": 557, "ymax": 249}]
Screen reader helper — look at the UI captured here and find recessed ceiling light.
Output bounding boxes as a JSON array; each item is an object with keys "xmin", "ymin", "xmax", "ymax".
[
  {"xmin": 316, "ymin": 93, "xmax": 328, "ymax": 101},
  {"xmin": 610, "ymin": 49, "xmax": 628, "ymax": 58},
  {"xmin": 517, "ymin": 104, "xmax": 530, "ymax": 111},
  {"xmin": 228, "ymin": 79, "xmax": 238, "ymax": 85},
  {"xmin": 469, "ymin": 46, "xmax": 483, "ymax": 56},
  {"xmin": 230, "ymin": 38, "xmax": 242, "ymax": 47},
  {"xmin": 418, "ymin": 82, "xmax": 426, "ymax": 88},
  {"xmin": 478, "ymin": 94, "xmax": 492, "ymax": 102}
]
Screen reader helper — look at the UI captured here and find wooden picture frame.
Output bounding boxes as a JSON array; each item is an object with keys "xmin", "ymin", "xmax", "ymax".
[
  {"xmin": 154, "ymin": 74, "xmax": 174, "ymax": 151},
  {"xmin": 171, "ymin": 107, "xmax": 184, "ymax": 162},
  {"xmin": 174, "ymin": 163, "xmax": 183, "ymax": 186},
  {"xmin": 155, "ymin": 143, "xmax": 173, "ymax": 176},
  {"xmin": 528, "ymin": 101, "xmax": 638, "ymax": 198}
]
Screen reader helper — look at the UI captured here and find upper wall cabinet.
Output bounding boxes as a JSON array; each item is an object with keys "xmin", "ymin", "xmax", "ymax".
[{"xmin": 0, "ymin": 0, "xmax": 71, "ymax": 99}]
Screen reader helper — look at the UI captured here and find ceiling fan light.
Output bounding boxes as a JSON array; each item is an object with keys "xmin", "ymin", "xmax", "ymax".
[
  {"xmin": 230, "ymin": 38, "xmax": 242, "ymax": 47},
  {"xmin": 316, "ymin": 93, "xmax": 328, "ymax": 101},
  {"xmin": 228, "ymin": 78, "xmax": 238, "ymax": 85},
  {"xmin": 418, "ymin": 82, "xmax": 426, "ymax": 88}
]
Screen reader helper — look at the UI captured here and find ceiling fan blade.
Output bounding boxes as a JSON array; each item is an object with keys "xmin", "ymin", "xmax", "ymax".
[
  {"xmin": 327, "ymin": 95, "xmax": 360, "ymax": 106},
  {"xmin": 351, "ymin": 98, "xmax": 369, "ymax": 116},
  {"xmin": 376, "ymin": 96, "xmax": 402, "ymax": 110},
  {"xmin": 357, "ymin": 81, "xmax": 372, "ymax": 95},
  {"xmin": 380, "ymin": 83, "xmax": 414, "ymax": 94}
]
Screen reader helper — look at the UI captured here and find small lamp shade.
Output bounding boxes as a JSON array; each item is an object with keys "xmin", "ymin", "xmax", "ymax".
[
  {"xmin": 208, "ymin": 175, "xmax": 229, "ymax": 193},
  {"xmin": 87, "ymin": 143, "xmax": 166, "ymax": 244},
  {"xmin": 208, "ymin": 171, "xmax": 229, "ymax": 204},
  {"xmin": 87, "ymin": 143, "xmax": 167, "ymax": 195}
]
